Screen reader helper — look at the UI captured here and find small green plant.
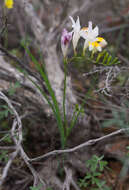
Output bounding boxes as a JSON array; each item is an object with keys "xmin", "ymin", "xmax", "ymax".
[
  {"xmin": 16, "ymin": 16, "xmax": 120, "ymax": 150},
  {"xmin": 0, "ymin": 150, "xmax": 9, "ymax": 163},
  {"xmin": 78, "ymin": 155, "xmax": 111, "ymax": 190},
  {"xmin": 20, "ymin": 41, "xmax": 84, "ymax": 149}
]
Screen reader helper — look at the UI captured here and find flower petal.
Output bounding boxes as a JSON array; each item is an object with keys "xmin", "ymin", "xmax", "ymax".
[
  {"xmin": 79, "ymin": 29, "xmax": 87, "ymax": 39},
  {"xmin": 61, "ymin": 28, "xmax": 72, "ymax": 57},
  {"xmin": 100, "ymin": 39, "xmax": 107, "ymax": 47},
  {"xmin": 92, "ymin": 26, "xmax": 99, "ymax": 37},
  {"xmin": 89, "ymin": 44, "xmax": 93, "ymax": 51},
  {"xmin": 97, "ymin": 45, "xmax": 102, "ymax": 52},
  {"xmin": 76, "ymin": 16, "xmax": 81, "ymax": 31},
  {"xmin": 69, "ymin": 16, "xmax": 81, "ymax": 51},
  {"xmin": 88, "ymin": 21, "xmax": 92, "ymax": 32},
  {"xmin": 69, "ymin": 16, "xmax": 76, "ymax": 28}
]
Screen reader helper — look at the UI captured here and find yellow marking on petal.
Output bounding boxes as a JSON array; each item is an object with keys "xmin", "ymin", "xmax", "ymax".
[
  {"xmin": 94, "ymin": 42, "xmax": 100, "ymax": 47},
  {"xmin": 96, "ymin": 37, "xmax": 104, "ymax": 42},
  {"xmin": 89, "ymin": 41, "xmax": 99, "ymax": 47}
]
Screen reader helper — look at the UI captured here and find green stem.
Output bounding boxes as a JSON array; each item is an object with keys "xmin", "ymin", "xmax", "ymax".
[
  {"xmin": 23, "ymin": 47, "xmax": 66, "ymax": 148},
  {"xmin": 42, "ymin": 70, "xmax": 66, "ymax": 148},
  {"xmin": 90, "ymin": 50, "xmax": 95, "ymax": 59},
  {"xmin": 63, "ymin": 59, "xmax": 67, "ymax": 131},
  {"xmin": 67, "ymin": 106, "xmax": 82, "ymax": 138},
  {"xmin": 66, "ymin": 107, "xmax": 76, "ymax": 137},
  {"xmin": 74, "ymin": 48, "xmax": 77, "ymax": 56},
  {"xmin": 37, "ymin": 65, "xmax": 66, "ymax": 148},
  {"xmin": 66, "ymin": 93, "xmax": 87, "ymax": 139},
  {"xmin": 83, "ymin": 49, "xmax": 85, "ymax": 56},
  {"xmin": 83, "ymin": 47, "xmax": 87, "ymax": 56}
]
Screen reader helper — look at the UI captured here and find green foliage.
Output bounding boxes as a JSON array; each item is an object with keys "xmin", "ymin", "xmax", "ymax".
[
  {"xmin": 69, "ymin": 50, "xmax": 120, "ymax": 78},
  {"xmin": 1, "ymin": 134, "xmax": 12, "ymax": 143},
  {"xmin": 0, "ymin": 150, "xmax": 9, "ymax": 162},
  {"xmin": 126, "ymin": 146, "xmax": 129, "ymax": 157},
  {"xmin": 29, "ymin": 186, "xmax": 39, "ymax": 190},
  {"xmin": 78, "ymin": 155, "xmax": 111, "ymax": 190},
  {"xmin": 8, "ymin": 81, "xmax": 21, "ymax": 96},
  {"xmin": 95, "ymin": 50, "xmax": 120, "ymax": 66},
  {"xmin": 0, "ymin": 103, "xmax": 13, "ymax": 144},
  {"xmin": 23, "ymin": 44, "xmax": 66, "ymax": 148},
  {"xmin": 71, "ymin": 49, "xmax": 120, "ymax": 67},
  {"xmin": 0, "ymin": 105, "xmax": 13, "ymax": 120},
  {"xmin": 102, "ymin": 108, "xmax": 128, "ymax": 130},
  {"xmin": 29, "ymin": 184, "xmax": 43, "ymax": 190},
  {"xmin": 66, "ymin": 103, "xmax": 84, "ymax": 138}
]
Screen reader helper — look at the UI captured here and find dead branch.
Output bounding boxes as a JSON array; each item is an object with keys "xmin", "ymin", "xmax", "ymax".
[
  {"xmin": 29, "ymin": 127, "xmax": 129, "ymax": 162},
  {"xmin": 0, "ymin": 91, "xmax": 45, "ymax": 187},
  {"xmin": 0, "ymin": 91, "xmax": 22, "ymax": 186}
]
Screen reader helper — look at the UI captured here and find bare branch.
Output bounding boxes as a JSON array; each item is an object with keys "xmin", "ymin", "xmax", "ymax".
[
  {"xmin": 63, "ymin": 166, "xmax": 73, "ymax": 190},
  {"xmin": 0, "ymin": 91, "xmax": 22, "ymax": 186},
  {"xmin": 0, "ymin": 91, "xmax": 45, "ymax": 187},
  {"xmin": 29, "ymin": 128, "xmax": 129, "ymax": 162}
]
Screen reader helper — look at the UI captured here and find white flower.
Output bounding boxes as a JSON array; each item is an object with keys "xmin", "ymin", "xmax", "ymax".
[
  {"xmin": 69, "ymin": 16, "xmax": 81, "ymax": 53},
  {"xmin": 80, "ymin": 21, "xmax": 107, "ymax": 53},
  {"xmin": 61, "ymin": 28, "xmax": 72, "ymax": 58},
  {"xmin": 80, "ymin": 21, "xmax": 98, "ymax": 51}
]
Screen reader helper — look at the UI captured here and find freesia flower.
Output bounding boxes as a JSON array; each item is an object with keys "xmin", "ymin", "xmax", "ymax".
[
  {"xmin": 69, "ymin": 16, "xmax": 81, "ymax": 54},
  {"xmin": 61, "ymin": 28, "xmax": 72, "ymax": 58},
  {"xmin": 5, "ymin": 0, "xmax": 14, "ymax": 8},
  {"xmin": 80, "ymin": 21, "xmax": 107, "ymax": 54}
]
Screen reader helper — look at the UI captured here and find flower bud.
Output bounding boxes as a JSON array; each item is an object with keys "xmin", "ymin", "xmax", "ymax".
[{"xmin": 61, "ymin": 29, "xmax": 72, "ymax": 58}]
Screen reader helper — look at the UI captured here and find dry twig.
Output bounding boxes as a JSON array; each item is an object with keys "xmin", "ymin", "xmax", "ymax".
[
  {"xmin": 0, "ymin": 91, "xmax": 45, "ymax": 187},
  {"xmin": 29, "ymin": 127, "xmax": 129, "ymax": 162}
]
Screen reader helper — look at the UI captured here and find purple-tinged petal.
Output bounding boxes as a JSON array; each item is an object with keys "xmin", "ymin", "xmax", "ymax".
[{"xmin": 61, "ymin": 28, "xmax": 72, "ymax": 57}]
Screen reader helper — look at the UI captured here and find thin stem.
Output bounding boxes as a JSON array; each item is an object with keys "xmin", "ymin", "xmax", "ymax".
[
  {"xmin": 83, "ymin": 49, "xmax": 85, "ymax": 56},
  {"xmin": 37, "ymin": 65, "xmax": 66, "ymax": 148},
  {"xmin": 83, "ymin": 47, "xmax": 87, "ymax": 56},
  {"xmin": 67, "ymin": 106, "xmax": 82, "ymax": 138},
  {"xmin": 90, "ymin": 50, "xmax": 94, "ymax": 59},
  {"xmin": 66, "ymin": 106, "xmax": 76, "ymax": 137},
  {"xmin": 74, "ymin": 49, "xmax": 77, "ymax": 56},
  {"xmin": 63, "ymin": 59, "xmax": 67, "ymax": 131},
  {"xmin": 66, "ymin": 91, "xmax": 88, "ymax": 139},
  {"xmin": 27, "ymin": 75, "xmax": 55, "ymax": 113}
]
